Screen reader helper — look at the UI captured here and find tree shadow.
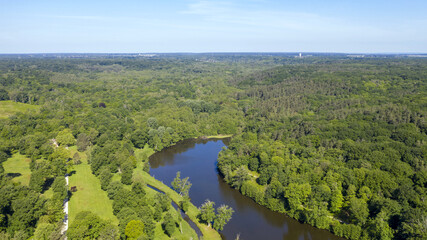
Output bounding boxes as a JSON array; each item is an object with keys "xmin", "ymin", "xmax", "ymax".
[
  {"xmin": 6, "ymin": 172, "xmax": 22, "ymax": 178},
  {"xmin": 68, "ymin": 190, "xmax": 74, "ymax": 199},
  {"xmin": 42, "ymin": 177, "xmax": 55, "ymax": 192}
]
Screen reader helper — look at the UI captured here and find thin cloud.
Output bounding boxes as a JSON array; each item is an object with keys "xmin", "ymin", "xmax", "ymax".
[
  {"xmin": 40, "ymin": 15, "xmax": 107, "ymax": 21},
  {"xmin": 182, "ymin": 1, "xmax": 233, "ymax": 15},
  {"xmin": 181, "ymin": 1, "xmax": 397, "ymax": 39},
  {"xmin": 181, "ymin": 0, "xmax": 321, "ymax": 29}
]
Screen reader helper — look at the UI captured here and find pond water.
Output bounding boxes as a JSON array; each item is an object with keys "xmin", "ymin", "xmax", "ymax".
[{"xmin": 149, "ymin": 138, "xmax": 343, "ymax": 240}]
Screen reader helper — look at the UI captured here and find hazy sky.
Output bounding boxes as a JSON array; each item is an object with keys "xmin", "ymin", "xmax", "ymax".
[{"xmin": 1, "ymin": 0, "xmax": 426, "ymax": 53}]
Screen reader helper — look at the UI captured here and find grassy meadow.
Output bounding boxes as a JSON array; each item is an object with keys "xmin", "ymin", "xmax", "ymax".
[
  {"xmin": 3, "ymin": 153, "xmax": 31, "ymax": 186},
  {"xmin": 0, "ymin": 100, "xmax": 40, "ymax": 119},
  {"xmin": 67, "ymin": 148, "xmax": 118, "ymax": 226}
]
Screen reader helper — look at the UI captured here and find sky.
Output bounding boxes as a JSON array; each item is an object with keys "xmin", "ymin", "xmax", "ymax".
[{"xmin": 1, "ymin": 0, "xmax": 426, "ymax": 53}]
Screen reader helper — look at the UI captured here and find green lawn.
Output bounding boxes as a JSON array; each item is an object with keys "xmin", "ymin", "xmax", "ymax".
[
  {"xmin": 68, "ymin": 150, "xmax": 118, "ymax": 226},
  {"xmin": 3, "ymin": 153, "xmax": 31, "ymax": 186},
  {"xmin": 204, "ymin": 134, "xmax": 233, "ymax": 139},
  {"xmin": 0, "ymin": 100, "xmax": 40, "ymax": 119}
]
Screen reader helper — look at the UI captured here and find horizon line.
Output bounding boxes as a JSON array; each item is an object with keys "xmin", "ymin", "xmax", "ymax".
[{"xmin": 1, "ymin": 52, "xmax": 427, "ymax": 55}]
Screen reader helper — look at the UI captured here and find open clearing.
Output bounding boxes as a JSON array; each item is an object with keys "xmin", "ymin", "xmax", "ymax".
[
  {"xmin": 68, "ymin": 149, "xmax": 118, "ymax": 226},
  {"xmin": 3, "ymin": 153, "xmax": 31, "ymax": 186},
  {"xmin": 0, "ymin": 100, "xmax": 40, "ymax": 119}
]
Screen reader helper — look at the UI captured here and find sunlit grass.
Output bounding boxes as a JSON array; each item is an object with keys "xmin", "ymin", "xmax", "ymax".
[
  {"xmin": 68, "ymin": 151, "xmax": 118, "ymax": 226},
  {"xmin": 0, "ymin": 100, "xmax": 40, "ymax": 119},
  {"xmin": 3, "ymin": 153, "xmax": 31, "ymax": 186}
]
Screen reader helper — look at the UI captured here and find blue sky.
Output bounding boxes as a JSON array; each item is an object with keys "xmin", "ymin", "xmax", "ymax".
[{"xmin": 1, "ymin": 0, "xmax": 426, "ymax": 53}]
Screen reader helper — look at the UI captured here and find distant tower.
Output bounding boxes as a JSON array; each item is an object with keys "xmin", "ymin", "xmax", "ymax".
[{"xmin": 299, "ymin": 53, "xmax": 302, "ymax": 58}]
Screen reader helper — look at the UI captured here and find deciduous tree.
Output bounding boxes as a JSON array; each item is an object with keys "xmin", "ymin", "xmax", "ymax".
[
  {"xmin": 199, "ymin": 200, "xmax": 215, "ymax": 227},
  {"xmin": 213, "ymin": 205, "xmax": 234, "ymax": 231},
  {"xmin": 171, "ymin": 171, "xmax": 192, "ymax": 197},
  {"xmin": 125, "ymin": 220, "xmax": 145, "ymax": 240}
]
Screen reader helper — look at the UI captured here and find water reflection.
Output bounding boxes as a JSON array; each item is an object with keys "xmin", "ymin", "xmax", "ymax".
[{"xmin": 149, "ymin": 138, "xmax": 343, "ymax": 240}]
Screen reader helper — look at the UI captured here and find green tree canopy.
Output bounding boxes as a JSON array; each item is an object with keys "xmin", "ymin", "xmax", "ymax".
[
  {"xmin": 171, "ymin": 171, "xmax": 192, "ymax": 197},
  {"xmin": 213, "ymin": 205, "xmax": 234, "ymax": 231},
  {"xmin": 56, "ymin": 129, "xmax": 76, "ymax": 147},
  {"xmin": 199, "ymin": 199, "xmax": 215, "ymax": 227},
  {"xmin": 125, "ymin": 220, "xmax": 145, "ymax": 240},
  {"xmin": 67, "ymin": 211, "xmax": 107, "ymax": 239}
]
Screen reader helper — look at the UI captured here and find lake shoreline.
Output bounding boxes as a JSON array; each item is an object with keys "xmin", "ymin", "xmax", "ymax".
[{"xmin": 149, "ymin": 138, "xmax": 343, "ymax": 240}]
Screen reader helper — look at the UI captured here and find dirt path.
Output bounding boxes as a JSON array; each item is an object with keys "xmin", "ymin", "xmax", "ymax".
[
  {"xmin": 51, "ymin": 139, "xmax": 69, "ymax": 237},
  {"xmin": 61, "ymin": 175, "xmax": 69, "ymax": 238}
]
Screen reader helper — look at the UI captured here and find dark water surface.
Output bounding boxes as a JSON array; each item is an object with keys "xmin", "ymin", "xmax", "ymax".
[{"xmin": 149, "ymin": 138, "xmax": 343, "ymax": 240}]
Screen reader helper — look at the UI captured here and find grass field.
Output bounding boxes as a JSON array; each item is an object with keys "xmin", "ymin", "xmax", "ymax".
[
  {"xmin": 0, "ymin": 100, "xmax": 40, "ymax": 119},
  {"xmin": 3, "ymin": 153, "xmax": 31, "ymax": 186},
  {"xmin": 194, "ymin": 134, "xmax": 233, "ymax": 140},
  {"xmin": 68, "ymin": 149, "xmax": 118, "ymax": 226},
  {"xmin": 204, "ymin": 134, "xmax": 233, "ymax": 139}
]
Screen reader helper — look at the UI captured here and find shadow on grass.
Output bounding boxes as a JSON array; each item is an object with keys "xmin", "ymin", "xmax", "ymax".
[
  {"xmin": 6, "ymin": 172, "xmax": 22, "ymax": 178},
  {"xmin": 41, "ymin": 177, "xmax": 55, "ymax": 193},
  {"xmin": 68, "ymin": 170, "xmax": 77, "ymax": 177}
]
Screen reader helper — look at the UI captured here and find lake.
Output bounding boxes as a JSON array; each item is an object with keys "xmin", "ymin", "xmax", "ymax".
[{"xmin": 149, "ymin": 138, "xmax": 343, "ymax": 240}]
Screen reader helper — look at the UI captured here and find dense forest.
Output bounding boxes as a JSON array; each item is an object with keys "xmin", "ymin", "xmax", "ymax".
[
  {"xmin": 0, "ymin": 54, "xmax": 425, "ymax": 240},
  {"xmin": 219, "ymin": 58, "xmax": 427, "ymax": 239}
]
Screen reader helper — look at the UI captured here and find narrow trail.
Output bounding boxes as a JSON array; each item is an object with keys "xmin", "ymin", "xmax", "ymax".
[
  {"xmin": 51, "ymin": 138, "xmax": 69, "ymax": 238},
  {"xmin": 60, "ymin": 175, "xmax": 69, "ymax": 238}
]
